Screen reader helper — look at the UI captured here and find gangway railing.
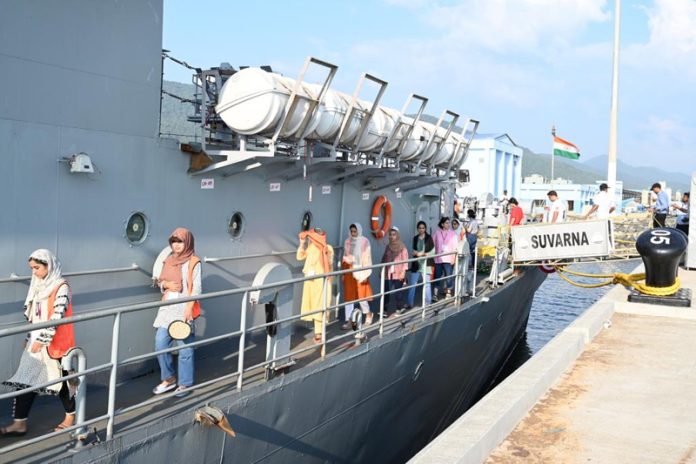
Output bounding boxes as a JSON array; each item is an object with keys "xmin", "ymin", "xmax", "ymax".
[
  {"xmin": 0, "ymin": 248, "xmax": 503, "ymax": 456},
  {"xmin": 0, "ymin": 263, "xmax": 140, "ymax": 284},
  {"xmin": 204, "ymin": 245, "xmax": 342, "ymax": 263}
]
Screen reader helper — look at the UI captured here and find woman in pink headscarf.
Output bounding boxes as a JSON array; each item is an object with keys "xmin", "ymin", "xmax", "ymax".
[{"xmin": 152, "ymin": 228, "xmax": 201, "ymax": 398}]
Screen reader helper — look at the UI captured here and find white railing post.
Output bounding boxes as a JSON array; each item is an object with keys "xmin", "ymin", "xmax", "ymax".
[
  {"xmin": 421, "ymin": 255, "xmax": 427, "ymax": 319},
  {"xmin": 236, "ymin": 292, "xmax": 248, "ymax": 391},
  {"xmin": 74, "ymin": 350, "xmax": 87, "ymax": 443},
  {"xmin": 379, "ymin": 265, "xmax": 385, "ymax": 336},
  {"xmin": 472, "ymin": 247, "xmax": 478, "ymax": 298},
  {"xmin": 454, "ymin": 252, "xmax": 461, "ymax": 304},
  {"xmin": 321, "ymin": 278, "xmax": 327, "ymax": 358},
  {"xmin": 106, "ymin": 312, "xmax": 121, "ymax": 440}
]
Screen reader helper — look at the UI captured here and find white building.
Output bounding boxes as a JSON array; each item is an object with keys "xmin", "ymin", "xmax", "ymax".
[
  {"xmin": 519, "ymin": 179, "xmax": 624, "ymax": 217},
  {"xmin": 458, "ymin": 133, "xmax": 522, "ymax": 200}
]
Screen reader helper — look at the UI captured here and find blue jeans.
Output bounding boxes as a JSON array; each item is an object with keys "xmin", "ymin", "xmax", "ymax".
[
  {"xmin": 155, "ymin": 326, "xmax": 195, "ymax": 387},
  {"xmin": 467, "ymin": 234, "xmax": 478, "ymax": 257},
  {"xmin": 435, "ymin": 263, "xmax": 454, "ymax": 293},
  {"xmin": 407, "ymin": 271, "xmax": 431, "ymax": 306},
  {"xmin": 385, "ymin": 279, "xmax": 405, "ymax": 311}
]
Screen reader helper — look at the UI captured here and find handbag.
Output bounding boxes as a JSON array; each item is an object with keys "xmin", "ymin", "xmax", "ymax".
[{"xmin": 167, "ymin": 320, "xmax": 193, "ymax": 340}]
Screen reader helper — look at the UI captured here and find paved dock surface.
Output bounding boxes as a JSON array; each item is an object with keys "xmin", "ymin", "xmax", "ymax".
[
  {"xmin": 488, "ymin": 311, "xmax": 696, "ymax": 463},
  {"xmin": 488, "ymin": 269, "xmax": 696, "ymax": 464},
  {"xmin": 410, "ymin": 265, "xmax": 696, "ymax": 464}
]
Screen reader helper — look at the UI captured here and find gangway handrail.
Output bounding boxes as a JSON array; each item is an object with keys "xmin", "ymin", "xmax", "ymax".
[
  {"xmin": 0, "ymin": 249, "xmax": 491, "ymax": 456},
  {"xmin": 0, "ymin": 263, "xmax": 140, "ymax": 284},
  {"xmin": 204, "ymin": 245, "xmax": 343, "ymax": 263}
]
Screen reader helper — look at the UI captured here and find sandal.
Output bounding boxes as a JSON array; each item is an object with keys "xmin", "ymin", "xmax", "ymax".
[
  {"xmin": 0, "ymin": 426, "xmax": 26, "ymax": 437},
  {"xmin": 54, "ymin": 414, "xmax": 75, "ymax": 432},
  {"xmin": 313, "ymin": 335, "xmax": 322, "ymax": 345},
  {"xmin": 364, "ymin": 313, "xmax": 374, "ymax": 326},
  {"xmin": 152, "ymin": 380, "xmax": 177, "ymax": 395}
]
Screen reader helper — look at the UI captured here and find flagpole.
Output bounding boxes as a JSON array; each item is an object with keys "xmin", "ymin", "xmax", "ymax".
[
  {"xmin": 551, "ymin": 125, "xmax": 556, "ymax": 185},
  {"xmin": 607, "ymin": 0, "xmax": 621, "ymax": 201}
]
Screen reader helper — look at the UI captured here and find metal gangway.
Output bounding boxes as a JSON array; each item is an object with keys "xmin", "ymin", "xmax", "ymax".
[{"xmin": 0, "ymin": 246, "xmax": 505, "ymax": 459}]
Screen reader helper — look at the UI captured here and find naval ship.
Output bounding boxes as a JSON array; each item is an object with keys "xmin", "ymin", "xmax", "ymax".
[{"xmin": 0, "ymin": 1, "xmax": 546, "ymax": 462}]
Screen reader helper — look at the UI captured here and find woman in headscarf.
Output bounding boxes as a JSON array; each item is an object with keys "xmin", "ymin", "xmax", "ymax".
[
  {"xmin": 152, "ymin": 228, "xmax": 201, "ymax": 398},
  {"xmin": 433, "ymin": 217, "xmax": 459, "ymax": 299},
  {"xmin": 298, "ymin": 227, "xmax": 334, "ymax": 343},
  {"xmin": 464, "ymin": 209, "xmax": 480, "ymax": 257},
  {"xmin": 341, "ymin": 223, "xmax": 373, "ymax": 329},
  {"xmin": 452, "ymin": 217, "xmax": 472, "ymax": 297},
  {"xmin": 406, "ymin": 221, "xmax": 435, "ymax": 308},
  {"xmin": 1, "ymin": 249, "xmax": 76, "ymax": 436},
  {"xmin": 381, "ymin": 227, "xmax": 409, "ymax": 315}
]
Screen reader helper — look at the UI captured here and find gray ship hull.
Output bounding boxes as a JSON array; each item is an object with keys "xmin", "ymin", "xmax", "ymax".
[
  {"xmin": 52, "ymin": 269, "xmax": 544, "ymax": 464},
  {"xmin": 1, "ymin": 1, "xmax": 547, "ymax": 462}
]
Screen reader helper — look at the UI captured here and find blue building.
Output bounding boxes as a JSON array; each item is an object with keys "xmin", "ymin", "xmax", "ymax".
[{"xmin": 458, "ymin": 133, "xmax": 522, "ymax": 200}]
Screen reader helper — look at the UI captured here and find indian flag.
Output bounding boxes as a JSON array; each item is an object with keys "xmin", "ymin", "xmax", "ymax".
[{"xmin": 553, "ymin": 136, "xmax": 581, "ymax": 160}]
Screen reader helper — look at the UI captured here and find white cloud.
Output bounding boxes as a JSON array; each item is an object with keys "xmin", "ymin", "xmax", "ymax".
[
  {"xmin": 423, "ymin": 0, "xmax": 610, "ymax": 53},
  {"xmin": 624, "ymin": 0, "xmax": 696, "ymax": 76}
]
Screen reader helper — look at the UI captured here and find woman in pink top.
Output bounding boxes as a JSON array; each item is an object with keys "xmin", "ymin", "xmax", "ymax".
[
  {"xmin": 433, "ymin": 217, "xmax": 458, "ymax": 298},
  {"xmin": 381, "ymin": 227, "xmax": 409, "ymax": 315}
]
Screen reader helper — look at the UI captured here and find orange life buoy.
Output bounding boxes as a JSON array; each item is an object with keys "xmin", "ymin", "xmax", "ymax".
[{"xmin": 371, "ymin": 195, "xmax": 392, "ymax": 239}]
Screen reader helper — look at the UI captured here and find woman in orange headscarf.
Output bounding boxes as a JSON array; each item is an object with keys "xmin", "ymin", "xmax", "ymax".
[
  {"xmin": 152, "ymin": 228, "xmax": 201, "ymax": 398},
  {"xmin": 297, "ymin": 227, "xmax": 334, "ymax": 343}
]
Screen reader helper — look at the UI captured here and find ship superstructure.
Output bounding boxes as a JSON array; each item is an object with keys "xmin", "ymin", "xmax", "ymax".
[{"xmin": 0, "ymin": 1, "xmax": 546, "ymax": 462}]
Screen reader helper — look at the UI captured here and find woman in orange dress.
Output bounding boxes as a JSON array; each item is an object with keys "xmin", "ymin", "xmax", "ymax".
[{"xmin": 341, "ymin": 223, "xmax": 374, "ymax": 329}]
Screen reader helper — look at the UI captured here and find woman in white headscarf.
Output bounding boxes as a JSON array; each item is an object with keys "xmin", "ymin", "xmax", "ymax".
[
  {"xmin": 1, "ymin": 249, "xmax": 76, "ymax": 437},
  {"xmin": 341, "ymin": 223, "xmax": 374, "ymax": 328}
]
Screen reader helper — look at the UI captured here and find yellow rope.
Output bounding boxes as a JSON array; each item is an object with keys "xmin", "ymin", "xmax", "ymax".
[{"xmin": 554, "ymin": 266, "xmax": 681, "ymax": 296}]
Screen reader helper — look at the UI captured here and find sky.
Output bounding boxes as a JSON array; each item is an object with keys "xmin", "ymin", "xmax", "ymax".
[{"xmin": 162, "ymin": 0, "xmax": 696, "ymax": 173}]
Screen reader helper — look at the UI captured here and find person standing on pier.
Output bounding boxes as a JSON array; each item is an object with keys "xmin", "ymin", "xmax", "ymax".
[
  {"xmin": 650, "ymin": 183, "xmax": 669, "ymax": 228},
  {"xmin": 508, "ymin": 198, "xmax": 524, "ymax": 226},
  {"xmin": 544, "ymin": 190, "xmax": 567, "ymax": 223},
  {"xmin": 152, "ymin": 228, "xmax": 201, "ymax": 398},
  {"xmin": 673, "ymin": 192, "xmax": 689, "ymax": 235},
  {"xmin": 341, "ymin": 223, "xmax": 373, "ymax": 329},
  {"xmin": 583, "ymin": 183, "xmax": 616, "ymax": 220},
  {"xmin": 1, "ymin": 249, "xmax": 76, "ymax": 436},
  {"xmin": 298, "ymin": 227, "xmax": 335, "ymax": 343}
]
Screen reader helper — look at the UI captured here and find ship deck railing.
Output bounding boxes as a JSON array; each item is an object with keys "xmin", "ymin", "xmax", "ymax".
[{"xmin": 0, "ymin": 247, "xmax": 503, "ymax": 457}]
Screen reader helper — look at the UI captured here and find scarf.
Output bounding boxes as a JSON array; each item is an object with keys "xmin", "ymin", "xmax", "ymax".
[
  {"xmin": 345, "ymin": 223, "xmax": 365, "ymax": 264},
  {"xmin": 387, "ymin": 227, "xmax": 406, "ymax": 254},
  {"xmin": 25, "ymin": 249, "xmax": 64, "ymax": 307},
  {"xmin": 159, "ymin": 228, "xmax": 196, "ymax": 287},
  {"xmin": 299, "ymin": 228, "xmax": 331, "ymax": 273}
]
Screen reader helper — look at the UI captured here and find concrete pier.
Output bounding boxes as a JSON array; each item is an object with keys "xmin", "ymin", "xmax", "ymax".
[{"xmin": 410, "ymin": 266, "xmax": 696, "ymax": 464}]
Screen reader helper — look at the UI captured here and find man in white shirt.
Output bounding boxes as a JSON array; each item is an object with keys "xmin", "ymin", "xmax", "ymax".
[
  {"xmin": 672, "ymin": 192, "xmax": 689, "ymax": 235},
  {"xmin": 583, "ymin": 183, "xmax": 616, "ymax": 219},
  {"xmin": 499, "ymin": 190, "xmax": 510, "ymax": 214},
  {"xmin": 544, "ymin": 190, "xmax": 567, "ymax": 223}
]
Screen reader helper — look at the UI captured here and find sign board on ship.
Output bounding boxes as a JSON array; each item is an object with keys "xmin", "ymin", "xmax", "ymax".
[{"xmin": 511, "ymin": 220, "xmax": 613, "ymax": 262}]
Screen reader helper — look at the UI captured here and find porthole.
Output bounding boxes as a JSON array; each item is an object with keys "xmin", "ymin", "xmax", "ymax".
[
  {"xmin": 301, "ymin": 211, "xmax": 312, "ymax": 232},
  {"xmin": 228, "ymin": 212, "xmax": 245, "ymax": 239},
  {"xmin": 125, "ymin": 212, "xmax": 149, "ymax": 245}
]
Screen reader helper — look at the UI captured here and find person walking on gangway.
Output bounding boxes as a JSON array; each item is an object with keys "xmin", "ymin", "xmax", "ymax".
[{"xmin": 1, "ymin": 249, "xmax": 76, "ymax": 436}]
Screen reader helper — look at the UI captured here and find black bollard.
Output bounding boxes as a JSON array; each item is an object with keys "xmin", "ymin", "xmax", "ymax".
[{"xmin": 630, "ymin": 227, "xmax": 690, "ymax": 306}]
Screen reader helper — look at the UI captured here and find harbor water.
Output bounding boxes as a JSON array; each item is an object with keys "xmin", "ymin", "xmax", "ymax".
[{"xmin": 499, "ymin": 259, "xmax": 640, "ymax": 376}]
